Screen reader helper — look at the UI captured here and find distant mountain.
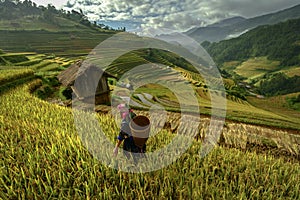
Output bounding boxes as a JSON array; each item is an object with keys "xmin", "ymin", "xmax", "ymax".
[
  {"xmin": 203, "ymin": 18, "xmax": 300, "ymax": 67},
  {"xmin": 185, "ymin": 16, "xmax": 246, "ymax": 36},
  {"xmin": 187, "ymin": 4, "xmax": 300, "ymax": 42},
  {"xmin": 185, "ymin": 26, "xmax": 230, "ymax": 43},
  {"xmin": 208, "ymin": 16, "xmax": 247, "ymax": 28}
]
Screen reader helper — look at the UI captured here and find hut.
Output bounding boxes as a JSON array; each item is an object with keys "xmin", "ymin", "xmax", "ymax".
[{"xmin": 57, "ymin": 60, "xmax": 116, "ymax": 105}]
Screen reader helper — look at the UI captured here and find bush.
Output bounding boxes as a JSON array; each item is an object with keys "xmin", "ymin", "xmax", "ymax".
[
  {"xmin": 35, "ymin": 85, "xmax": 54, "ymax": 99},
  {"xmin": 61, "ymin": 87, "xmax": 72, "ymax": 100},
  {"xmin": 286, "ymin": 94, "xmax": 300, "ymax": 111},
  {"xmin": 47, "ymin": 77, "xmax": 60, "ymax": 87}
]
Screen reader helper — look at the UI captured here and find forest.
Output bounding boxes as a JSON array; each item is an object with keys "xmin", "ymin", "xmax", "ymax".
[
  {"xmin": 259, "ymin": 73, "xmax": 300, "ymax": 96},
  {"xmin": 203, "ymin": 18, "xmax": 300, "ymax": 67}
]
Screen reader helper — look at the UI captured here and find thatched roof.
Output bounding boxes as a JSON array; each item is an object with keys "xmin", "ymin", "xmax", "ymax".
[{"xmin": 57, "ymin": 60, "xmax": 116, "ymax": 87}]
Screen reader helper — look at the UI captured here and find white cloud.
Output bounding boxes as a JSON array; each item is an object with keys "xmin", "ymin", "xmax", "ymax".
[
  {"xmin": 132, "ymin": 4, "xmax": 152, "ymax": 16},
  {"xmin": 33, "ymin": 0, "xmax": 300, "ymax": 32},
  {"xmin": 31, "ymin": 0, "xmax": 68, "ymax": 8}
]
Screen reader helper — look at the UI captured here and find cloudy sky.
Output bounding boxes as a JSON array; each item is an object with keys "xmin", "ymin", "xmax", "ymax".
[{"xmin": 32, "ymin": 0, "xmax": 300, "ymax": 32}]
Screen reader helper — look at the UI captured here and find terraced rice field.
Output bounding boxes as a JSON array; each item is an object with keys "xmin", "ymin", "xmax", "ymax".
[{"xmin": 1, "ymin": 80, "xmax": 300, "ymax": 199}]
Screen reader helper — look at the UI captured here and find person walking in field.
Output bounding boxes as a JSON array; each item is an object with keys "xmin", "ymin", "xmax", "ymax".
[{"xmin": 113, "ymin": 103, "xmax": 146, "ymax": 157}]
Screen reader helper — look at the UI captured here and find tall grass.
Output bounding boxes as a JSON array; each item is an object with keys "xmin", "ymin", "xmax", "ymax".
[
  {"xmin": 0, "ymin": 69, "xmax": 34, "ymax": 85},
  {"xmin": 1, "ymin": 81, "xmax": 300, "ymax": 199}
]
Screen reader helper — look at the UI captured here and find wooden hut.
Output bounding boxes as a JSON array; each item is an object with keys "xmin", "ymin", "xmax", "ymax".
[{"xmin": 57, "ymin": 60, "xmax": 116, "ymax": 105}]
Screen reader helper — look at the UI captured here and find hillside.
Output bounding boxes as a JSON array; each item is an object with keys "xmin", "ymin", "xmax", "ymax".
[
  {"xmin": 0, "ymin": 0, "xmax": 114, "ymax": 32},
  {"xmin": 0, "ymin": 0, "xmax": 118, "ymax": 56},
  {"xmin": 202, "ymin": 18, "xmax": 300, "ymax": 96},
  {"xmin": 203, "ymin": 18, "xmax": 300, "ymax": 67},
  {"xmin": 187, "ymin": 3, "xmax": 300, "ymax": 42}
]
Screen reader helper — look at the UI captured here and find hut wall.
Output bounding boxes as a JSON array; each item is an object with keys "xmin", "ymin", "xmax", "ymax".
[
  {"xmin": 58, "ymin": 63, "xmax": 115, "ymax": 105},
  {"xmin": 82, "ymin": 92, "xmax": 111, "ymax": 105},
  {"xmin": 96, "ymin": 77, "xmax": 109, "ymax": 95},
  {"xmin": 74, "ymin": 68, "xmax": 109, "ymax": 98}
]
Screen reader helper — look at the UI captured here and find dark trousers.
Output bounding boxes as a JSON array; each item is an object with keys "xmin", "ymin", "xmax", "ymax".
[{"xmin": 123, "ymin": 137, "xmax": 146, "ymax": 162}]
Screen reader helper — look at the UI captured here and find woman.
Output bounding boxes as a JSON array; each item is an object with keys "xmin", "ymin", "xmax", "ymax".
[{"xmin": 113, "ymin": 103, "xmax": 139, "ymax": 156}]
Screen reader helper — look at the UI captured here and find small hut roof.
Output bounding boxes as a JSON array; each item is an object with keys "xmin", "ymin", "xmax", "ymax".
[{"xmin": 57, "ymin": 60, "xmax": 116, "ymax": 87}]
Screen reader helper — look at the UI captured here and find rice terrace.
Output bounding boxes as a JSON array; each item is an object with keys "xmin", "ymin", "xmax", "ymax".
[{"xmin": 1, "ymin": 1, "xmax": 300, "ymax": 199}]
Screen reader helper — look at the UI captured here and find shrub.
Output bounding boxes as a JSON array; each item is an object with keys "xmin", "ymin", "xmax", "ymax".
[{"xmin": 61, "ymin": 87, "xmax": 72, "ymax": 100}]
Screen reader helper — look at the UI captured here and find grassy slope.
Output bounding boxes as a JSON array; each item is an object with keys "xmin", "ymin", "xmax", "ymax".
[
  {"xmin": 0, "ymin": 10, "xmax": 116, "ymax": 56},
  {"xmin": 135, "ymin": 85, "xmax": 300, "ymax": 130},
  {"xmin": 222, "ymin": 56, "xmax": 300, "ymax": 88},
  {"xmin": 220, "ymin": 56, "xmax": 300, "ymax": 129},
  {"xmin": 248, "ymin": 93, "xmax": 300, "ymax": 119},
  {"xmin": 131, "ymin": 65, "xmax": 300, "ymax": 129},
  {"xmin": 0, "ymin": 18, "xmax": 299, "ymax": 198},
  {"xmin": 0, "ymin": 81, "xmax": 300, "ymax": 199},
  {"xmin": 234, "ymin": 57, "xmax": 280, "ymax": 81},
  {"xmin": 0, "ymin": 16, "xmax": 88, "ymax": 32},
  {"xmin": 0, "ymin": 30, "xmax": 114, "ymax": 56},
  {"xmin": 224, "ymin": 57, "xmax": 300, "ymax": 82},
  {"xmin": 204, "ymin": 19, "xmax": 300, "ymax": 100}
]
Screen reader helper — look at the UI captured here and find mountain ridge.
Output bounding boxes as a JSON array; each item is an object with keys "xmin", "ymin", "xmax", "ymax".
[
  {"xmin": 203, "ymin": 18, "xmax": 300, "ymax": 67},
  {"xmin": 208, "ymin": 16, "xmax": 247, "ymax": 28},
  {"xmin": 187, "ymin": 3, "xmax": 300, "ymax": 42}
]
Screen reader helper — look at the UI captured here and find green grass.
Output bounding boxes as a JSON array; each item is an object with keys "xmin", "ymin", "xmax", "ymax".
[
  {"xmin": 0, "ymin": 69, "xmax": 34, "ymax": 85},
  {"xmin": 110, "ymin": 58, "xmax": 299, "ymax": 129},
  {"xmin": 248, "ymin": 93, "xmax": 300, "ymax": 119},
  {"xmin": 0, "ymin": 30, "xmax": 114, "ymax": 56}
]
